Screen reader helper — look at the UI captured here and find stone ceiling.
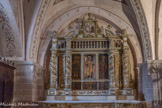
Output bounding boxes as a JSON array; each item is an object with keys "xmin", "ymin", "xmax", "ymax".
[{"xmin": 1, "ymin": 0, "xmax": 157, "ymax": 64}]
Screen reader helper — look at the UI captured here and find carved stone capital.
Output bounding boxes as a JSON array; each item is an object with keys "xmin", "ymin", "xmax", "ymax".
[{"xmin": 146, "ymin": 60, "xmax": 162, "ymax": 80}]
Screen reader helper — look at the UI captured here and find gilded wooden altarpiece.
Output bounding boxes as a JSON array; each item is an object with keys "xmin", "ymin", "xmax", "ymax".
[{"xmin": 46, "ymin": 14, "xmax": 136, "ymax": 101}]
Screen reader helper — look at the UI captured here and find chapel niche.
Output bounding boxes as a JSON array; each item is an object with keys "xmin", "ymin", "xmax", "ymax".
[{"xmin": 45, "ymin": 13, "xmax": 136, "ymax": 101}]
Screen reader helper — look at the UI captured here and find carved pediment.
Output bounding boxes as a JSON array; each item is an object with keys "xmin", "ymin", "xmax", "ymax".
[
  {"xmin": 65, "ymin": 13, "xmax": 108, "ymax": 39},
  {"xmin": 62, "ymin": 13, "xmax": 126, "ymax": 42},
  {"xmin": 79, "ymin": 13, "xmax": 102, "ymax": 37}
]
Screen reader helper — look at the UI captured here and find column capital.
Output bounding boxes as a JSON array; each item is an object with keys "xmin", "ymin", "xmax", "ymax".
[
  {"xmin": 145, "ymin": 60, "xmax": 162, "ymax": 79},
  {"xmin": 139, "ymin": 60, "xmax": 162, "ymax": 81},
  {"xmin": 141, "ymin": 60, "xmax": 162, "ymax": 74}
]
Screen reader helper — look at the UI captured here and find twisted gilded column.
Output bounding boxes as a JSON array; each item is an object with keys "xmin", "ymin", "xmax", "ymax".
[
  {"xmin": 115, "ymin": 53, "xmax": 122, "ymax": 89},
  {"xmin": 49, "ymin": 50, "xmax": 58, "ymax": 88},
  {"xmin": 108, "ymin": 51, "xmax": 116, "ymax": 88},
  {"xmin": 48, "ymin": 37, "xmax": 58, "ymax": 95},
  {"xmin": 122, "ymin": 46, "xmax": 131, "ymax": 88},
  {"xmin": 64, "ymin": 37, "xmax": 72, "ymax": 92},
  {"xmin": 122, "ymin": 29, "xmax": 131, "ymax": 88},
  {"xmin": 65, "ymin": 51, "xmax": 72, "ymax": 90}
]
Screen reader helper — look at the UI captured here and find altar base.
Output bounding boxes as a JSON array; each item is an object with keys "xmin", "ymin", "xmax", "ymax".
[{"xmin": 42, "ymin": 100, "xmax": 145, "ymax": 108}]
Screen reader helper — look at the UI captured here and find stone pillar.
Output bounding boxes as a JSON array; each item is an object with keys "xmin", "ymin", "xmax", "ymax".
[
  {"xmin": 13, "ymin": 61, "xmax": 33, "ymax": 101},
  {"xmin": 64, "ymin": 37, "xmax": 72, "ymax": 93},
  {"xmin": 48, "ymin": 38, "xmax": 58, "ymax": 95},
  {"xmin": 32, "ymin": 63, "xmax": 44, "ymax": 101},
  {"xmin": 136, "ymin": 64, "xmax": 143, "ymax": 100},
  {"xmin": 141, "ymin": 61, "xmax": 153, "ymax": 107},
  {"xmin": 13, "ymin": 61, "xmax": 44, "ymax": 102}
]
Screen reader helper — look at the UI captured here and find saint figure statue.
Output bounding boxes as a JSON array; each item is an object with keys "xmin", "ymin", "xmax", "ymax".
[{"xmin": 84, "ymin": 56, "xmax": 94, "ymax": 78}]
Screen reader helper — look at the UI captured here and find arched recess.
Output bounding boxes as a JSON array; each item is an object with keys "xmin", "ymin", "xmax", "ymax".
[
  {"xmin": 41, "ymin": 13, "xmax": 137, "ymax": 98},
  {"xmin": 37, "ymin": 7, "xmax": 143, "ymax": 66},
  {"xmin": 0, "ymin": 0, "xmax": 22, "ymax": 58},
  {"xmin": 29, "ymin": 0, "xmax": 152, "ymax": 63},
  {"xmin": 42, "ymin": 14, "xmax": 140, "ymax": 100}
]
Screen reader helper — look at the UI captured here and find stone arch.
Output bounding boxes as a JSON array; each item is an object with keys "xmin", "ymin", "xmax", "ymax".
[
  {"xmin": 130, "ymin": 0, "xmax": 153, "ymax": 60},
  {"xmin": 36, "ymin": 7, "xmax": 143, "ymax": 66},
  {"xmin": 29, "ymin": 0, "xmax": 152, "ymax": 63}
]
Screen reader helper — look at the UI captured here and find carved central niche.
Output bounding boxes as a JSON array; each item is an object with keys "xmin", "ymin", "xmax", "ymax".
[{"xmin": 45, "ymin": 13, "xmax": 136, "ymax": 99}]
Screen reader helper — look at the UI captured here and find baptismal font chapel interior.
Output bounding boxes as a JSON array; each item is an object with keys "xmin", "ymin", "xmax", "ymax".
[{"xmin": 0, "ymin": 0, "xmax": 162, "ymax": 108}]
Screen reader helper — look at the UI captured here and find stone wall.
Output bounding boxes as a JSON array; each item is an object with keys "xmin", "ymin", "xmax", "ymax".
[
  {"xmin": 32, "ymin": 63, "xmax": 45, "ymax": 101},
  {"xmin": 139, "ymin": 62, "xmax": 153, "ymax": 107},
  {"xmin": 13, "ymin": 61, "xmax": 44, "ymax": 102},
  {"xmin": 13, "ymin": 61, "xmax": 33, "ymax": 101}
]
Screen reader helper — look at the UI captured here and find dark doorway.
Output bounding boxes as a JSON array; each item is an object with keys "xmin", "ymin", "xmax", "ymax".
[{"xmin": 0, "ymin": 80, "xmax": 5, "ymax": 108}]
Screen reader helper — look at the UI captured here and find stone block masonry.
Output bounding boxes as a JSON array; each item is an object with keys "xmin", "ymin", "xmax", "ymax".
[
  {"xmin": 13, "ymin": 61, "xmax": 34, "ymax": 102},
  {"xmin": 13, "ymin": 61, "xmax": 44, "ymax": 102}
]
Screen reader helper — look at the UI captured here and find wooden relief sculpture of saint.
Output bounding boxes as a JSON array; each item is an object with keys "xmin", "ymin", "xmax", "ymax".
[
  {"xmin": 58, "ymin": 55, "xmax": 65, "ymax": 88},
  {"xmin": 72, "ymin": 55, "xmax": 81, "ymax": 80},
  {"xmin": 99, "ymin": 54, "xmax": 108, "ymax": 79},
  {"xmin": 115, "ymin": 54, "xmax": 120, "ymax": 88},
  {"xmin": 84, "ymin": 55, "xmax": 95, "ymax": 79}
]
